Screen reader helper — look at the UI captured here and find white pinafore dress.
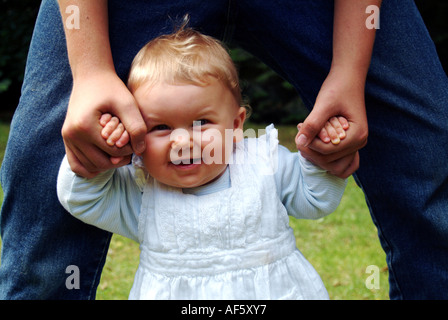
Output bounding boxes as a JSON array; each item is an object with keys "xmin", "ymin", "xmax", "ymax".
[{"xmin": 129, "ymin": 129, "xmax": 329, "ymax": 299}]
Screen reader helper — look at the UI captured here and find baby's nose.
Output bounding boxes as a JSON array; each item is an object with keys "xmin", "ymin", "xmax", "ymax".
[{"xmin": 171, "ymin": 132, "xmax": 193, "ymax": 150}]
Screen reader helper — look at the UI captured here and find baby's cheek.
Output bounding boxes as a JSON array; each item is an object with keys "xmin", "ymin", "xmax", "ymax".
[
  {"xmin": 142, "ymin": 139, "xmax": 165, "ymax": 166},
  {"xmin": 201, "ymin": 130, "xmax": 229, "ymax": 165}
]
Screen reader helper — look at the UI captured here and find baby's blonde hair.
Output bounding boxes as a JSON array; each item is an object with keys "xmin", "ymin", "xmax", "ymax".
[{"xmin": 127, "ymin": 23, "xmax": 243, "ymax": 106}]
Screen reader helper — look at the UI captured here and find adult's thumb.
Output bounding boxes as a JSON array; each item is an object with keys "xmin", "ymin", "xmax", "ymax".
[
  {"xmin": 115, "ymin": 98, "xmax": 147, "ymax": 155},
  {"xmin": 296, "ymin": 107, "xmax": 328, "ymax": 147}
]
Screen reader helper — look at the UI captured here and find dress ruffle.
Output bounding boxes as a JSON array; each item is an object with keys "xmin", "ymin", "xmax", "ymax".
[{"xmin": 129, "ymin": 249, "xmax": 328, "ymax": 300}]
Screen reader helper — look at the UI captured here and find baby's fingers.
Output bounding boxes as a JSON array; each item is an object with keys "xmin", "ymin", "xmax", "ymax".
[
  {"xmin": 337, "ymin": 116, "xmax": 349, "ymax": 130},
  {"xmin": 107, "ymin": 123, "xmax": 126, "ymax": 146},
  {"xmin": 329, "ymin": 117, "xmax": 346, "ymax": 141},
  {"xmin": 101, "ymin": 116, "xmax": 120, "ymax": 140},
  {"xmin": 316, "ymin": 117, "xmax": 348, "ymax": 145},
  {"xmin": 331, "ymin": 116, "xmax": 350, "ymax": 139},
  {"xmin": 318, "ymin": 127, "xmax": 331, "ymax": 144},
  {"xmin": 324, "ymin": 121, "xmax": 341, "ymax": 144},
  {"xmin": 115, "ymin": 130, "xmax": 130, "ymax": 148},
  {"xmin": 99, "ymin": 113, "xmax": 112, "ymax": 127}
]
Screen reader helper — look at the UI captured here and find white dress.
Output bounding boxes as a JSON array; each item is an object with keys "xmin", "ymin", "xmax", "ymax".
[{"xmin": 57, "ymin": 125, "xmax": 347, "ymax": 300}]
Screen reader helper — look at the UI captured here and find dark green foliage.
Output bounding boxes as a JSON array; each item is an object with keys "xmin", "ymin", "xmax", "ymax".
[
  {"xmin": 415, "ymin": 0, "xmax": 448, "ymax": 72},
  {"xmin": 230, "ymin": 48, "xmax": 309, "ymax": 124},
  {"xmin": 0, "ymin": 0, "xmax": 39, "ymax": 119},
  {"xmin": 0, "ymin": 1, "xmax": 39, "ymax": 93}
]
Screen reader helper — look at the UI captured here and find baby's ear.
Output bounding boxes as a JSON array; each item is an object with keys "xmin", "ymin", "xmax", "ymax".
[
  {"xmin": 235, "ymin": 106, "xmax": 247, "ymax": 127},
  {"xmin": 233, "ymin": 106, "xmax": 247, "ymax": 142}
]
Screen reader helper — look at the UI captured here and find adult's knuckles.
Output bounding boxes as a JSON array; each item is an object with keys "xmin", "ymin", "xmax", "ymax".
[{"xmin": 62, "ymin": 117, "xmax": 94, "ymax": 140}]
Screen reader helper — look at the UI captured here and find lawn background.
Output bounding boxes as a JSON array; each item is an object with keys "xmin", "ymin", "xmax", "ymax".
[{"xmin": 0, "ymin": 121, "xmax": 389, "ymax": 299}]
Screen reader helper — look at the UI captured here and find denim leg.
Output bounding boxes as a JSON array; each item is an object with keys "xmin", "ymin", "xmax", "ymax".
[
  {"xmin": 0, "ymin": 0, "xmax": 113, "ymax": 299},
  {"xmin": 0, "ymin": 0, "xmax": 229, "ymax": 299},
  {"xmin": 233, "ymin": 0, "xmax": 448, "ymax": 299},
  {"xmin": 357, "ymin": 1, "xmax": 448, "ymax": 299}
]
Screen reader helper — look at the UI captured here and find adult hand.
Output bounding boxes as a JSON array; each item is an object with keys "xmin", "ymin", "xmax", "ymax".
[
  {"xmin": 296, "ymin": 68, "xmax": 368, "ymax": 179},
  {"xmin": 62, "ymin": 71, "xmax": 147, "ymax": 178}
]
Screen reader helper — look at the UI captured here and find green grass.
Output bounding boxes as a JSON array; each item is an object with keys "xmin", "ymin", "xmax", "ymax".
[
  {"xmin": 291, "ymin": 177, "xmax": 389, "ymax": 300},
  {"xmin": 0, "ymin": 121, "xmax": 389, "ymax": 300},
  {"xmin": 0, "ymin": 121, "xmax": 9, "ymax": 202}
]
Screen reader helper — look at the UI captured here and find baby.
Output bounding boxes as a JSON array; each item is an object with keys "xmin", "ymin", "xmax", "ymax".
[{"xmin": 57, "ymin": 25, "xmax": 348, "ymax": 299}]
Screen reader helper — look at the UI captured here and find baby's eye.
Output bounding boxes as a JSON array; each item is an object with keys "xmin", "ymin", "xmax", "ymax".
[
  {"xmin": 193, "ymin": 119, "xmax": 209, "ymax": 127},
  {"xmin": 151, "ymin": 124, "xmax": 171, "ymax": 132}
]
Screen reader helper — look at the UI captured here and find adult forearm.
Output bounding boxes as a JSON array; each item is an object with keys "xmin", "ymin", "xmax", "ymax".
[
  {"xmin": 296, "ymin": 1, "xmax": 382, "ymax": 178},
  {"xmin": 57, "ymin": 0, "xmax": 115, "ymax": 80},
  {"xmin": 332, "ymin": 0, "xmax": 382, "ymax": 82},
  {"xmin": 58, "ymin": 1, "xmax": 145, "ymax": 177}
]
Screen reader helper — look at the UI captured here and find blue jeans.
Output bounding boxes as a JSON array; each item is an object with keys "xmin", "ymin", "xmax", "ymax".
[{"xmin": 1, "ymin": 0, "xmax": 447, "ymax": 299}]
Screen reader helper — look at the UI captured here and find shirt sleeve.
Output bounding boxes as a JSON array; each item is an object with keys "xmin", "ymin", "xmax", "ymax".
[
  {"xmin": 57, "ymin": 155, "xmax": 143, "ymax": 242},
  {"xmin": 274, "ymin": 145, "xmax": 347, "ymax": 220}
]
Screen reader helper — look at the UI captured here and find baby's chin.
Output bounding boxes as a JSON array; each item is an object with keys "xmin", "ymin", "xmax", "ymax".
[
  {"xmin": 154, "ymin": 167, "xmax": 227, "ymax": 190},
  {"xmin": 160, "ymin": 179, "xmax": 213, "ymax": 189}
]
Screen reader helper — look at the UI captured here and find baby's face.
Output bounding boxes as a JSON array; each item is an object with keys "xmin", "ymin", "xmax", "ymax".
[{"xmin": 134, "ymin": 79, "xmax": 246, "ymax": 188}]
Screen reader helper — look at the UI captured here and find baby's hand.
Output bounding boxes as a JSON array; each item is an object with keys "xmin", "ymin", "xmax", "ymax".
[
  {"xmin": 318, "ymin": 116, "xmax": 349, "ymax": 145},
  {"xmin": 100, "ymin": 113, "xmax": 130, "ymax": 148},
  {"xmin": 296, "ymin": 116, "xmax": 349, "ymax": 147}
]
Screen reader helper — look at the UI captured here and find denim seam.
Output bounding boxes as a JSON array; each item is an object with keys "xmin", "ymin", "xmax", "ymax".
[
  {"xmin": 222, "ymin": 0, "xmax": 237, "ymax": 44},
  {"xmin": 87, "ymin": 233, "xmax": 112, "ymax": 300}
]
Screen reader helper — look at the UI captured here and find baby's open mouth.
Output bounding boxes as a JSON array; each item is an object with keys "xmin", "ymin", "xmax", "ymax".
[{"xmin": 171, "ymin": 158, "xmax": 202, "ymax": 166}]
